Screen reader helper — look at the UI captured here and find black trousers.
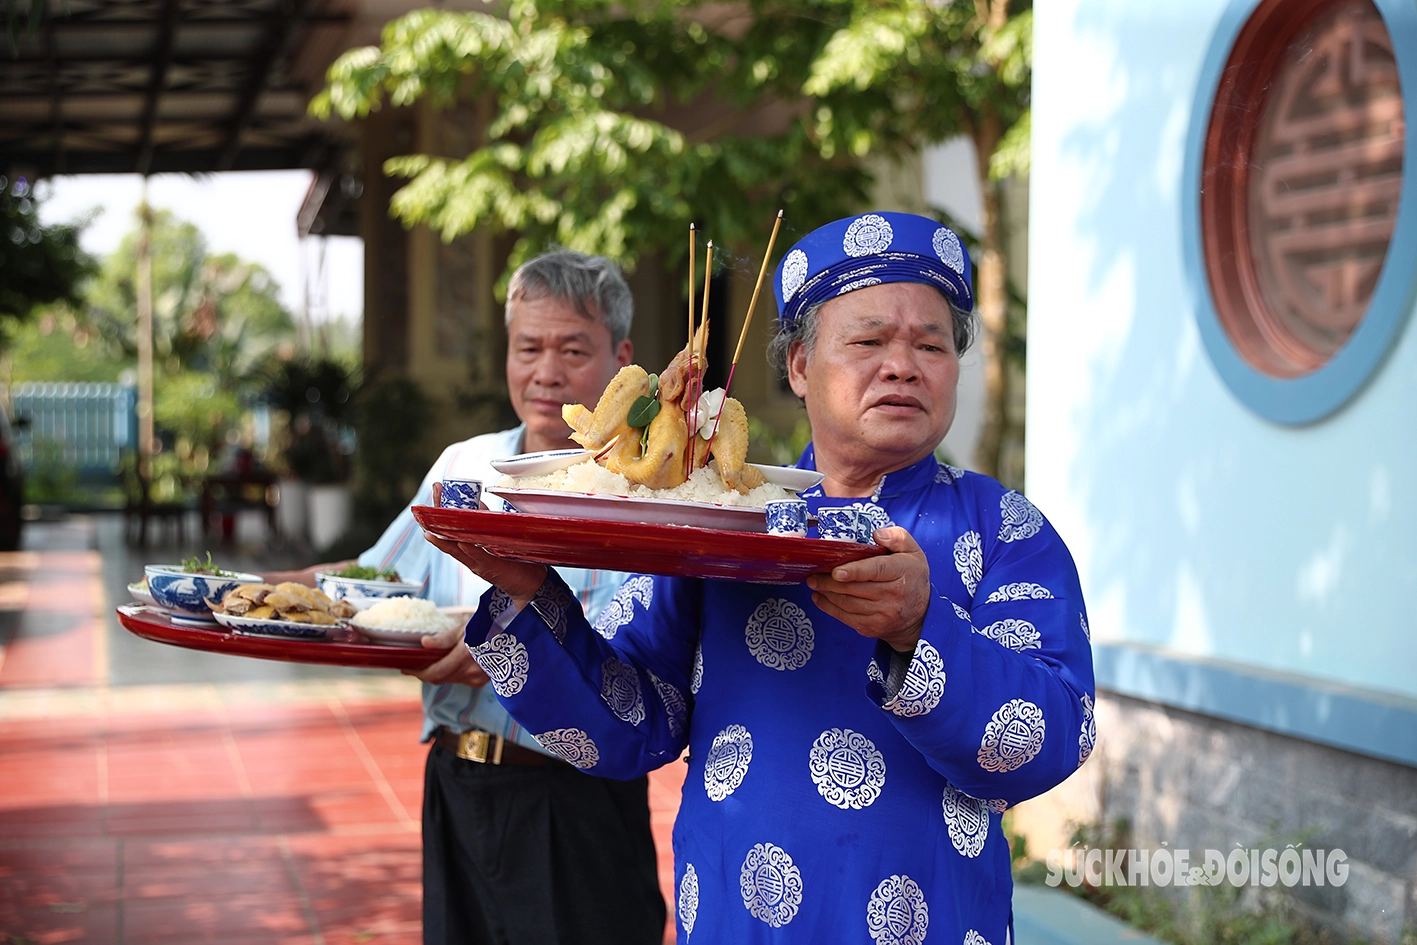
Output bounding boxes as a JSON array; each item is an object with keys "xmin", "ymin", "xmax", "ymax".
[{"xmin": 422, "ymin": 742, "xmax": 666, "ymax": 945}]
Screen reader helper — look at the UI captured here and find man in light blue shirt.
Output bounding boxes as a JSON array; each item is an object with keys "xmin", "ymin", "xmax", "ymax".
[{"xmin": 301, "ymin": 252, "xmax": 663, "ymax": 945}]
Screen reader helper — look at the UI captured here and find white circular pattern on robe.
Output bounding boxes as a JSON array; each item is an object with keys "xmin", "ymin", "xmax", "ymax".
[
  {"xmin": 739, "ymin": 842, "xmax": 803, "ymax": 928},
  {"xmin": 964, "ymin": 930, "xmax": 993, "ymax": 945},
  {"xmin": 845, "ymin": 501, "xmax": 894, "ymax": 532},
  {"xmin": 472, "ymin": 632, "xmax": 529, "ymax": 697},
  {"xmin": 781, "ymin": 249, "xmax": 809, "ymax": 301},
  {"xmin": 809, "ymin": 728, "xmax": 886, "ymax": 810},
  {"xmin": 987, "ymin": 797, "xmax": 1009, "ymax": 814},
  {"xmin": 704, "ymin": 724, "xmax": 754, "ymax": 801},
  {"xmin": 953, "ymin": 531, "xmax": 983, "ymax": 596},
  {"xmin": 646, "ymin": 668, "xmax": 687, "ymax": 738},
  {"xmin": 839, "ymin": 276, "xmax": 883, "ymax": 295},
  {"xmin": 887, "ymin": 639, "xmax": 947, "ymax": 718},
  {"xmin": 592, "ymin": 574, "xmax": 653, "ymax": 639},
  {"xmin": 1080, "ymin": 613, "xmax": 1091, "ymax": 641},
  {"xmin": 690, "ymin": 642, "xmax": 704, "ymax": 694},
  {"xmin": 744, "ymin": 598, "xmax": 814, "ymax": 671},
  {"xmin": 977, "ymin": 699, "xmax": 1046, "ymax": 773},
  {"xmin": 843, "ymin": 213, "xmax": 895, "ymax": 256},
  {"xmin": 934, "ymin": 463, "xmax": 965, "ymax": 484},
  {"xmin": 679, "ymin": 863, "xmax": 699, "ymax": 939},
  {"xmin": 950, "ymin": 600, "xmax": 972, "ymax": 623},
  {"xmin": 866, "ymin": 874, "xmax": 929, "ymax": 945},
  {"xmin": 535, "ymin": 728, "xmax": 599, "ymax": 769},
  {"xmin": 941, "ymin": 782, "xmax": 990, "ymax": 858},
  {"xmin": 977, "ymin": 618, "xmax": 1042, "ymax": 652},
  {"xmin": 983, "ymin": 582, "xmax": 1054, "ymax": 603},
  {"xmin": 868, "ymin": 657, "xmax": 887, "ymax": 688},
  {"xmin": 600, "ymin": 655, "xmax": 645, "ymax": 725},
  {"xmin": 1079, "ymin": 692, "xmax": 1096, "ymax": 767},
  {"xmin": 531, "ymin": 581, "xmax": 575, "ymax": 643},
  {"xmin": 997, "ymin": 491, "xmax": 1044, "ymax": 543},
  {"xmin": 932, "ymin": 225, "xmax": 965, "ymax": 274},
  {"xmin": 486, "ymin": 587, "xmax": 513, "ymax": 620}
]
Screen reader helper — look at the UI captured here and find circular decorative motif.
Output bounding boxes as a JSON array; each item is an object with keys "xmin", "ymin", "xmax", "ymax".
[
  {"xmin": 646, "ymin": 668, "xmax": 687, "ymax": 738},
  {"xmin": 844, "ymin": 214, "xmax": 896, "ymax": 257},
  {"xmin": 691, "ymin": 642, "xmax": 704, "ymax": 694},
  {"xmin": 941, "ymin": 782, "xmax": 991, "ymax": 858},
  {"xmin": 934, "ymin": 463, "xmax": 965, "ymax": 484},
  {"xmin": 471, "ymin": 632, "xmax": 529, "ymax": 697},
  {"xmin": 1079, "ymin": 692, "xmax": 1097, "ymax": 767},
  {"xmin": 998, "ymin": 491, "xmax": 1044, "ymax": 543},
  {"xmin": 932, "ymin": 225, "xmax": 966, "ymax": 274},
  {"xmin": 984, "ymin": 582, "xmax": 1055, "ymax": 603},
  {"xmin": 592, "ymin": 574, "xmax": 653, "ymax": 640},
  {"xmin": 744, "ymin": 598, "xmax": 815, "ymax": 671},
  {"xmin": 809, "ymin": 728, "xmax": 886, "ymax": 810},
  {"xmin": 530, "ymin": 581, "xmax": 575, "ymax": 643},
  {"xmin": 739, "ymin": 842, "xmax": 803, "ymax": 928},
  {"xmin": 978, "ymin": 699, "xmax": 1047, "ymax": 773},
  {"xmin": 977, "ymin": 618, "xmax": 1042, "ymax": 653},
  {"xmin": 839, "ymin": 276, "xmax": 884, "ymax": 295},
  {"xmin": 781, "ymin": 249, "xmax": 809, "ymax": 301},
  {"xmin": 535, "ymin": 728, "xmax": 600, "ymax": 769},
  {"xmin": 964, "ymin": 930, "xmax": 993, "ymax": 945},
  {"xmin": 679, "ymin": 863, "xmax": 700, "ymax": 939},
  {"xmin": 1189, "ymin": 0, "xmax": 1417, "ymax": 422},
  {"xmin": 704, "ymin": 724, "xmax": 754, "ymax": 801},
  {"xmin": 866, "ymin": 874, "xmax": 929, "ymax": 945},
  {"xmin": 887, "ymin": 640, "xmax": 947, "ymax": 718},
  {"xmin": 950, "ymin": 600, "xmax": 972, "ymax": 623},
  {"xmin": 953, "ymin": 531, "xmax": 983, "ymax": 596},
  {"xmin": 600, "ymin": 655, "xmax": 645, "ymax": 725}
]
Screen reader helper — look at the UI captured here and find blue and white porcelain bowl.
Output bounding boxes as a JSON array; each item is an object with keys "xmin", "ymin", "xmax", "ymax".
[
  {"xmin": 439, "ymin": 479, "xmax": 484, "ymax": 510},
  {"xmin": 315, "ymin": 572, "xmax": 422, "ymax": 602},
  {"xmin": 144, "ymin": 564, "xmax": 265, "ymax": 627},
  {"xmin": 764, "ymin": 498, "xmax": 809, "ymax": 537},
  {"xmin": 817, "ymin": 507, "xmax": 872, "ymax": 543}
]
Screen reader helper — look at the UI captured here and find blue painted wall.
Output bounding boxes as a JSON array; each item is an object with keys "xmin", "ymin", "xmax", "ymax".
[{"xmin": 1026, "ymin": 0, "xmax": 1417, "ymax": 702}]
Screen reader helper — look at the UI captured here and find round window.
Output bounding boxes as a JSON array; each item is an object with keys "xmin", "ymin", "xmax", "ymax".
[{"xmin": 1187, "ymin": 0, "xmax": 1417, "ymax": 422}]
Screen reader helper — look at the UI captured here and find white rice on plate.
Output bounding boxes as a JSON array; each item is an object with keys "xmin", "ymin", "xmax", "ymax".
[
  {"xmin": 500, "ymin": 459, "xmax": 791, "ymax": 508},
  {"xmin": 351, "ymin": 597, "xmax": 457, "ymax": 633}
]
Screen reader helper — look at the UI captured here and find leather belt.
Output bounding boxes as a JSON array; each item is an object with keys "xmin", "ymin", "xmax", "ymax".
[{"xmin": 434, "ymin": 726, "xmax": 567, "ymax": 767}]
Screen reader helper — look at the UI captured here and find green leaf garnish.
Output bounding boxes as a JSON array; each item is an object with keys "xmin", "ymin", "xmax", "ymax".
[
  {"xmin": 647, "ymin": 373, "xmax": 659, "ymax": 400},
  {"xmin": 627, "ymin": 394, "xmax": 661, "ymax": 429}
]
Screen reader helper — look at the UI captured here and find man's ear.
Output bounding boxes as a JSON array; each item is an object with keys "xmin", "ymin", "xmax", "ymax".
[
  {"xmin": 786, "ymin": 340, "xmax": 809, "ymax": 401},
  {"xmin": 616, "ymin": 337, "xmax": 634, "ymax": 367}
]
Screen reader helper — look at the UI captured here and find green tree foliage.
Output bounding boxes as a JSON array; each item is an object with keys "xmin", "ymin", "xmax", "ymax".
[
  {"xmin": 313, "ymin": 0, "xmax": 1030, "ymax": 478},
  {"xmin": 311, "ymin": 1, "xmax": 871, "ymax": 278},
  {"xmin": 83, "ymin": 210, "xmax": 296, "ymax": 391},
  {"xmin": 0, "ymin": 175, "xmax": 98, "ymax": 345}
]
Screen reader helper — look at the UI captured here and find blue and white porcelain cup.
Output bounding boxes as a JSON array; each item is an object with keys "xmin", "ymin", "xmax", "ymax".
[
  {"xmin": 817, "ymin": 506, "xmax": 864, "ymax": 542},
  {"xmin": 764, "ymin": 498, "xmax": 808, "ymax": 537},
  {"xmin": 440, "ymin": 479, "xmax": 483, "ymax": 510}
]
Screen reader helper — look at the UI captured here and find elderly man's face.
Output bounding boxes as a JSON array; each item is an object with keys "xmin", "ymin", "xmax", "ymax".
[
  {"xmin": 506, "ymin": 293, "xmax": 633, "ymax": 453},
  {"xmin": 787, "ymin": 282, "xmax": 959, "ymax": 480}
]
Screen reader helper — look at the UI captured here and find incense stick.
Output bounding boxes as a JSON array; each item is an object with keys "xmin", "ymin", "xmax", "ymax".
[{"xmin": 705, "ymin": 211, "xmax": 784, "ymax": 460}]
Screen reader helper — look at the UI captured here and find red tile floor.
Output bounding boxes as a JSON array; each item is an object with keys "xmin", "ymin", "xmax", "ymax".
[{"xmin": 0, "ymin": 518, "xmax": 687, "ymax": 944}]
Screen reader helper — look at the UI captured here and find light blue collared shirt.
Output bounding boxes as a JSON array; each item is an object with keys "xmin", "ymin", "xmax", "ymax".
[{"xmin": 359, "ymin": 425, "xmax": 626, "ymax": 752}]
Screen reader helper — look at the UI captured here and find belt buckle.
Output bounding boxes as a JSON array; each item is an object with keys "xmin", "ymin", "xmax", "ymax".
[{"xmin": 457, "ymin": 729, "xmax": 504, "ymax": 765}]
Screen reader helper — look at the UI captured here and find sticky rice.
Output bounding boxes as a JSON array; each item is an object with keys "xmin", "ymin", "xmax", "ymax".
[
  {"xmin": 501, "ymin": 459, "xmax": 791, "ymax": 508},
  {"xmin": 351, "ymin": 597, "xmax": 456, "ymax": 633}
]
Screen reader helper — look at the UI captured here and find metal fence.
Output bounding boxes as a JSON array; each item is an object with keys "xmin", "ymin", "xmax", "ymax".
[{"xmin": 11, "ymin": 382, "xmax": 137, "ymax": 483}]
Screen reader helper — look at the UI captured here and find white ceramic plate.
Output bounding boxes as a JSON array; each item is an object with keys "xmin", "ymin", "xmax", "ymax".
[
  {"xmin": 128, "ymin": 582, "xmax": 160, "ymax": 609},
  {"xmin": 490, "ymin": 450, "xmax": 824, "ymax": 493},
  {"xmin": 213, "ymin": 611, "xmax": 335, "ymax": 640},
  {"xmin": 350, "ymin": 610, "xmax": 460, "ymax": 646},
  {"xmin": 488, "ymin": 488, "xmax": 771, "ymax": 532}
]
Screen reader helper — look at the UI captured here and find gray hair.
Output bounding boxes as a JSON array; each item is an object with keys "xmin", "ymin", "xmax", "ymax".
[
  {"xmin": 767, "ymin": 292, "xmax": 977, "ymax": 382},
  {"xmin": 505, "ymin": 250, "xmax": 634, "ymax": 346}
]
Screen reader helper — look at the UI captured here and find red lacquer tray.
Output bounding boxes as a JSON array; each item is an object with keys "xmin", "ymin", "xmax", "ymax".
[
  {"xmin": 411, "ymin": 506, "xmax": 886, "ymax": 583},
  {"xmin": 116, "ymin": 605, "xmax": 451, "ymax": 670}
]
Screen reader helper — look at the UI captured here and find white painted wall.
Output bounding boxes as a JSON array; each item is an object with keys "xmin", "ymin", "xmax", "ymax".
[{"xmin": 1028, "ymin": 0, "xmax": 1417, "ymax": 699}]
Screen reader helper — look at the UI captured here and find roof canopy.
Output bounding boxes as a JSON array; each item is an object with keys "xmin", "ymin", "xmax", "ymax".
[{"xmin": 1, "ymin": 0, "xmax": 358, "ymax": 177}]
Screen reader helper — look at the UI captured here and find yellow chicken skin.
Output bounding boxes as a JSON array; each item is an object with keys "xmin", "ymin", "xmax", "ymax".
[
  {"xmin": 605, "ymin": 400, "xmax": 691, "ymax": 491},
  {"xmin": 563, "ymin": 365, "xmax": 651, "ymax": 450},
  {"xmin": 708, "ymin": 396, "xmax": 765, "ymax": 493}
]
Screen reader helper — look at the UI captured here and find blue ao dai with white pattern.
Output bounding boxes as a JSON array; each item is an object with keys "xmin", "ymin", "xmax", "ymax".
[{"xmin": 464, "ymin": 448, "xmax": 1096, "ymax": 944}]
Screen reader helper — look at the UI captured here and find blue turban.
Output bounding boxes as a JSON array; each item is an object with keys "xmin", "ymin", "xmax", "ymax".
[{"xmin": 772, "ymin": 211, "xmax": 973, "ymax": 327}]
